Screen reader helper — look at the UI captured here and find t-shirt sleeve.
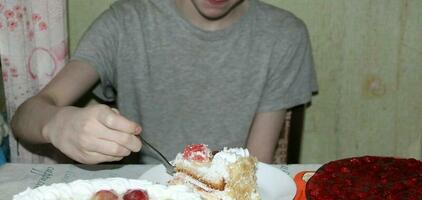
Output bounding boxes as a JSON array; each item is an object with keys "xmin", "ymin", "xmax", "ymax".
[
  {"xmin": 257, "ymin": 19, "xmax": 318, "ymax": 112},
  {"xmin": 70, "ymin": 7, "xmax": 119, "ymax": 102}
]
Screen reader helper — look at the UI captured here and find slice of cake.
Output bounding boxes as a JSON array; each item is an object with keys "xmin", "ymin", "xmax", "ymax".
[
  {"xmin": 170, "ymin": 144, "xmax": 261, "ymax": 200},
  {"xmin": 306, "ymin": 156, "xmax": 422, "ymax": 200},
  {"xmin": 13, "ymin": 178, "xmax": 202, "ymax": 200}
]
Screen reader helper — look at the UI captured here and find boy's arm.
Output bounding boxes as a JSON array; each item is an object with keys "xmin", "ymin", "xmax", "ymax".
[
  {"xmin": 247, "ymin": 110, "xmax": 286, "ymax": 163},
  {"xmin": 12, "ymin": 60, "xmax": 99, "ymax": 143},
  {"xmin": 11, "ymin": 60, "xmax": 142, "ymax": 164}
]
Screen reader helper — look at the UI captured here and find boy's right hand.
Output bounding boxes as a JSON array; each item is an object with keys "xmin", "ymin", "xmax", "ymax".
[{"xmin": 42, "ymin": 104, "xmax": 142, "ymax": 164}]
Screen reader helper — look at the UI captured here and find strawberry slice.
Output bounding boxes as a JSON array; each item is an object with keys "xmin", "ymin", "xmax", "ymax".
[
  {"xmin": 183, "ymin": 144, "xmax": 211, "ymax": 162},
  {"xmin": 123, "ymin": 189, "xmax": 149, "ymax": 200},
  {"xmin": 91, "ymin": 190, "xmax": 118, "ymax": 200}
]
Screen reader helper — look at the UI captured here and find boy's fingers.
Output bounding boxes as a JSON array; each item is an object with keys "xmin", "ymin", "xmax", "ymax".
[
  {"xmin": 96, "ymin": 128, "xmax": 142, "ymax": 152},
  {"xmin": 98, "ymin": 108, "xmax": 142, "ymax": 134}
]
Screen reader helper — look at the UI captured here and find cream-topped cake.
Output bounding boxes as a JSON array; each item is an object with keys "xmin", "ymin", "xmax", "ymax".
[
  {"xmin": 170, "ymin": 144, "xmax": 261, "ymax": 200},
  {"xmin": 13, "ymin": 178, "xmax": 202, "ymax": 200}
]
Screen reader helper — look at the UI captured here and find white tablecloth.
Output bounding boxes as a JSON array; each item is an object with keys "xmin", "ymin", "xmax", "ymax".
[{"xmin": 0, "ymin": 163, "xmax": 321, "ymax": 199}]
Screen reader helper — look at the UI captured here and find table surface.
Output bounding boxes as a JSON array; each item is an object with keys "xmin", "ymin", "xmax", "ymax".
[{"xmin": 0, "ymin": 163, "xmax": 321, "ymax": 199}]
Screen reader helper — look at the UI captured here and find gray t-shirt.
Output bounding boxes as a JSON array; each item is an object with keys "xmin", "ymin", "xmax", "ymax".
[{"xmin": 71, "ymin": 0, "xmax": 318, "ymax": 163}]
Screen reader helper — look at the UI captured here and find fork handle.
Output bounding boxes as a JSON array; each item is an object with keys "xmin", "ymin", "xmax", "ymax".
[{"xmin": 140, "ymin": 136, "xmax": 175, "ymax": 174}]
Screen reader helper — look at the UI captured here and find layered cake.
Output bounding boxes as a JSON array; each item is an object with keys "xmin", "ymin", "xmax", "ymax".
[
  {"xmin": 306, "ymin": 156, "xmax": 422, "ymax": 200},
  {"xmin": 170, "ymin": 144, "xmax": 261, "ymax": 200},
  {"xmin": 13, "ymin": 178, "xmax": 202, "ymax": 200}
]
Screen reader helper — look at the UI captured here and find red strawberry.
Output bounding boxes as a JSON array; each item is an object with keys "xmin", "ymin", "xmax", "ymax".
[
  {"xmin": 123, "ymin": 189, "xmax": 149, "ymax": 200},
  {"xmin": 182, "ymin": 144, "xmax": 210, "ymax": 162},
  {"xmin": 91, "ymin": 190, "xmax": 118, "ymax": 200}
]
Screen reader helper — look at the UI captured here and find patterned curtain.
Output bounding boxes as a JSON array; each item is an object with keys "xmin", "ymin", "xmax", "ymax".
[{"xmin": 0, "ymin": 0, "xmax": 69, "ymax": 163}]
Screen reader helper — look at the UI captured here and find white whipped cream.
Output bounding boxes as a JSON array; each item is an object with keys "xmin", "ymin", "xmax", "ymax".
[
  {"xmin": 13, "ymin": 178, "xmax": 202, "ymax": 200},
  {"xmin": 213, "ymin": 147, "xmax": 250, "ymax": 164},
  {"xmin": 210, "ymin": 147, "xmax": 250, "ymax": 179}
]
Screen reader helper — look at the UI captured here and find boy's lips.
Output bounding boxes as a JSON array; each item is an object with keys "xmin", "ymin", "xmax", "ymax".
[{"xmin": 206, "ymin": 0, "xmax": 229, "ymax": 7}]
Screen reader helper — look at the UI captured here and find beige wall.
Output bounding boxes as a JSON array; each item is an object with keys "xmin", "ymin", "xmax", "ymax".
[
  {"xmin": 263, "ymin": 0, "xmax": 422, "ymax": 163},
  {"xmin": 65, "ymin": 0, "xmax": 421, "ymax": 163}
]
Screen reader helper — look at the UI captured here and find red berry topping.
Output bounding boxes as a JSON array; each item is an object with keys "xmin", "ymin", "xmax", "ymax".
[
  {"xmin": 182, "ymin": 144, "xmax": 211, "ymax": 162},
  {"xmin": 306, "ymin": 156, "xmax": 422, "ymax": 200},
  {"xmin": 123, "ymin": 189, "xmax": 149, "ymax": 200},
  {"xmin": 91, "ymin": 190, "xmax": 118, "ymax": 200}
]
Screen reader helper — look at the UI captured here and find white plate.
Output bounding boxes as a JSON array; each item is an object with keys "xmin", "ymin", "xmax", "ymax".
[{"xmin": 139, "ymin": 162, "xmax": 296, "ymax": 200}]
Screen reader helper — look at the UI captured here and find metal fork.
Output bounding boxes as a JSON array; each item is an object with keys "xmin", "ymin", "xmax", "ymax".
[{"xmin": 139, "ymin": 136, "xmax": 175, "ymax": 175}]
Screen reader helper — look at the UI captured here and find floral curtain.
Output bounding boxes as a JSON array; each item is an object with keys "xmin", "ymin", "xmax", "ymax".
[{"xmin": 0, "ymin": 0, "xmax": 69, "ymax": 163}]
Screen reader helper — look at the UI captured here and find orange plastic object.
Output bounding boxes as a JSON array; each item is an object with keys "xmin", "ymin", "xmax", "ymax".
[{"xmin": 293, "ymin": 171, "xmax": 315, "ymax": 200}]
